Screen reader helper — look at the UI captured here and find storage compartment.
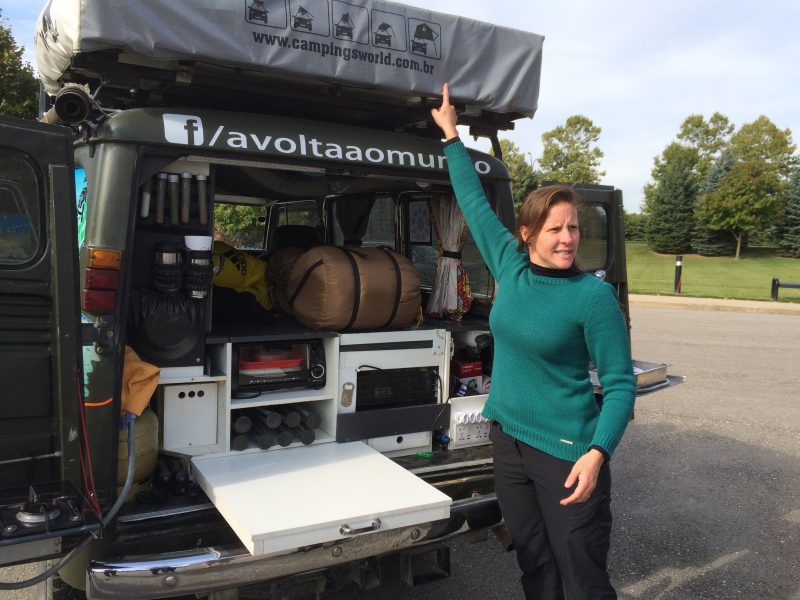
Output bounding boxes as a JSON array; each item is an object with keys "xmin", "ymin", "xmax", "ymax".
[
  {"xmin": 159, "ymin": 382, "xmax": 223, "ymax": 453},
  {"xmin": 335, "ymin": 329, "xmax": 450, "ymax": 444},
  {"xmin": 367, "ymin": 431, "xmax": 432, "ymax": 457},
  {"xmin": 229, "ymin": 400, "xmax": 335, "ymax": 452}
]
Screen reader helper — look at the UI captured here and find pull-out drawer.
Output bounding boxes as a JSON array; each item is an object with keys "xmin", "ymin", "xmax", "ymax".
[{"xmin": 191, "ymin": 442, "xmax": 450, "ymax": 556}]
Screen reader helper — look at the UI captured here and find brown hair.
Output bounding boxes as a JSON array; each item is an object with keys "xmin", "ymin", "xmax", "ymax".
[{"xmin": 515, "ymin": 185, "xmax": 582, "ymax": 252}]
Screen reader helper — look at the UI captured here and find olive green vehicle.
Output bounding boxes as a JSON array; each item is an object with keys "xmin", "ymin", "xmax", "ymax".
[{"xmin": 0, "ymin": 2, "xmax": 664, "ymax": 598}]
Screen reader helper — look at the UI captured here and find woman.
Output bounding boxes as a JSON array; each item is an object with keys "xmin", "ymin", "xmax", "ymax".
[{"xmin": 431, "ymin": 84, "xmax": 635, "ymax": 599}]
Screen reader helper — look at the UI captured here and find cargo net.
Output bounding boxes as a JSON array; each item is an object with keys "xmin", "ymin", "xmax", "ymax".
[
  {"xmin": 355, "ymin": 366, "xmax": 439, "ymax": 411},
  {"xmin": 153, "ymin": 262, "xmax": 183, "ymax": 293},
  {"xmin": 185, "ymin": 251, "xmax": 213, "ymax": 298}
]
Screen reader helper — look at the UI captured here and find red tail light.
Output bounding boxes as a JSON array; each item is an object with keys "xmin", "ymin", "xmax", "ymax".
[
  {"xmin": 82, "ymin": 247, "xmax": 122, "ymax": 313},
  {"xmin": 81, "ymin": 289, "xmax": 117, "ymax": 313}
]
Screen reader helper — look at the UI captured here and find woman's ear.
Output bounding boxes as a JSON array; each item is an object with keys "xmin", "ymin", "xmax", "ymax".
[{"xmin": 520, "ymin": 226, "xmax": 531, "ymax": 245}]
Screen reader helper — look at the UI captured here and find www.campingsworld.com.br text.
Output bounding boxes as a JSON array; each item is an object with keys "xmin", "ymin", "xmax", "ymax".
[{"xmin": 252, "ymin": 32, "xmax": 437, "ymax": 74}]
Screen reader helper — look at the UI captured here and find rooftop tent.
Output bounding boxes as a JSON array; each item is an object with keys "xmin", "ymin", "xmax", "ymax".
[
  {"xmin": 413, "ymin": 23, "xmax": 439, "ymax": 42},
  {"xmin": 35, "ymin": 0, "xmax": 544, "ymax": 135}
]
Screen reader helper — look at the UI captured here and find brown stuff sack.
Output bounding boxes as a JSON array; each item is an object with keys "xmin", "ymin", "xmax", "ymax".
[
  {"xmin": 266, "ymin": 246, "xmax": 306, "ymax": 314},
  {"xmin": 287, "ymin": 246, "xmax": 421, "ymax": 330}
]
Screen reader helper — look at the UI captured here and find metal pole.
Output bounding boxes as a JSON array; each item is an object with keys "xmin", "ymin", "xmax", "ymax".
[
  {"xmin": 771, "ymin": 278, "xmax": 779, "ymax": 301},
  {"xmin": 674, "ymin": 255, "xmax": 683, "ymax": 294}
]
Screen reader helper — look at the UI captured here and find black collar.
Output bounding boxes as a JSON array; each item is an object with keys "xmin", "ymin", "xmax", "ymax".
[{"xmin": 529, "ymin": 262, "xmax": 582, "ymax": 279}]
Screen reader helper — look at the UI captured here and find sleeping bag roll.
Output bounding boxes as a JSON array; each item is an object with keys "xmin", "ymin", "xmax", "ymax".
[
  {"xmin": 266, "ymin": 246, "xmax": 306, "ymax": 314},
  {"xmin": 287, "ymin": 246, "xmax": 421, "ymax": 331}
]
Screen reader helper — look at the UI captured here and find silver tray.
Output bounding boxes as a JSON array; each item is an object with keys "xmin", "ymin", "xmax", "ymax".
[{"xmin": 590, "ymin": 359, "xmax": 669, "ymax": 393}]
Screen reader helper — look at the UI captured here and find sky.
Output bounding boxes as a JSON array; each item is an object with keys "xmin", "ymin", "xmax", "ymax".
[{"xmin": 2, "ymin": 0, "xmax": 798, "ymax": 212}]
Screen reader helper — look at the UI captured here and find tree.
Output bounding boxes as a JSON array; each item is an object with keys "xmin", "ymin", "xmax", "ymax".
[
  {"xmin": 492, "ymin": 139, "xmax": 538, "ymax": 212},
  {"xmin": 644, "ymin": 143, "xmax": 698, "ymax": 253},
  {"xmin": 538, "ymin": 115, "xmax": 605, "ymax": 184},
  {"xmin": 693, "ymin": 149, "xmax": 736, "ymax": 256},
  {"xmin": 693, "ymin": 116, "xmax": 796, "ymax": 259},
  {"xmin": 729, "ymin": 116, "xmax": 797, "ymax": 177},
  {"xmin": 644, "ymin": 113, "xmax": 733, "ymax": 215},
  {"xmin": 0, "ymin": 14, "xmax": 39, "ymax": 119},
  {"xmin": 214, "ymin": 204, "xmax": 266, "ymax": 248},
  {"xmin": 677, "ymin": 113, "xmax": 734, "ymax": 182},
  {"xmin": 696, "ymin": 160, "xmax": 782, "ymax": 259},
  {"xmin": 778, "ymin": 169, "xmax": 800, "ymax": 257},
  {"xmin": 623, "ymin": 211, "xmax": 647, "ymax": 241}
]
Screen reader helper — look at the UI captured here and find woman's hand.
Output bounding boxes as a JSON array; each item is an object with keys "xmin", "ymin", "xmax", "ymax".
[
  {"xmin": 560, "ymin": 449, "xmax": 605, "ymax": 505},
  {"xmin": 430, "ymin": 83, "xmax": 459, "ymax": 140}
]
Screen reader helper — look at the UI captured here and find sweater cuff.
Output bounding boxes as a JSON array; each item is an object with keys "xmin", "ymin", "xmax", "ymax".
[
  {"xmin": 589, "ymin": 445, "xmax": 610, "ymax": 463},
  {"xmin": 443, "ymin": 136, "xmax": 461, "ymax": 148}
]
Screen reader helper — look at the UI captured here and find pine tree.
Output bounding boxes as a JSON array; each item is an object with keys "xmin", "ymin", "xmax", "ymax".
[
  {"xmin": 645, "ymin": 143, "xmax": 698, "ymax": 253},
  {"xmin": 693, "ymin": 150, "xmax": 736, "ymax": 256},
  {"xmin": 778, "ymin": 169, "xmax": 800, "ymax": 257}
]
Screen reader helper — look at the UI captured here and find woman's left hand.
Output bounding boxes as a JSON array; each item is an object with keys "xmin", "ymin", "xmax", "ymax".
[{"xmin": 560, "ymin": 449, "xmax": 605, "ymax": 506}]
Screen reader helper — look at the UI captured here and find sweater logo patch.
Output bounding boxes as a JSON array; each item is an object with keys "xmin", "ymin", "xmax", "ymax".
[{"xmin": 559, "ymin": 439, "xmax": 574, "ymax": 445}]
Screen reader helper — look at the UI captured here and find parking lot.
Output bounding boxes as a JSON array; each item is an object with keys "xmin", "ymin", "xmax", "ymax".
[{"xmin": 4, "ymin": 304, "xmax": 800, "ymax": 599}]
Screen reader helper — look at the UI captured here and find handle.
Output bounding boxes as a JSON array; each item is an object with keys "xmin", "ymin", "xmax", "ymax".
[{"xmin": 339, "ymin": 518, "xmax": 381, "ymax": 536}]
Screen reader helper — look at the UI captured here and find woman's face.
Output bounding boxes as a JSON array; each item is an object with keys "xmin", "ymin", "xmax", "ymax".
[{"xmin": 521, "ymin": 202, "xmax": 580, "ymax": 269}]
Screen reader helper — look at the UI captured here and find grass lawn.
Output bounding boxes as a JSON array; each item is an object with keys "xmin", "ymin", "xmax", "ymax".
[{"xmin": 625, "ymin": 242, "xmax": 800, "ymax": 302}]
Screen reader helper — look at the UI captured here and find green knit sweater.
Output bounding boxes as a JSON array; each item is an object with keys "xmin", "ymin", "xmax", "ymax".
[{"xmin": 444, "ymin": 140, "xmax": 635, "ymax": 462}]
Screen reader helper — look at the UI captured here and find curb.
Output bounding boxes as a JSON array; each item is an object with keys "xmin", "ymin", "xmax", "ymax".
[{"xmin": 628, "ymin": 294, "xmax": 800, "ymax": 316}]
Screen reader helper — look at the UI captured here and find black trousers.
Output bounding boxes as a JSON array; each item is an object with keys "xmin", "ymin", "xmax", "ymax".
[{"xmin": 490, "ymin": 422, "xmax": 616, "ymax": 600}]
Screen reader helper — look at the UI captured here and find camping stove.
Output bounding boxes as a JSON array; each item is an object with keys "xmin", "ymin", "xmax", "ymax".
[{"xmin": 1, "ymin": 492, "xmax": 84, "ymax": 539}]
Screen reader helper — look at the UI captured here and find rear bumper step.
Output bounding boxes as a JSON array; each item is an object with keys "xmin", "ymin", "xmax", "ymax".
[{"xmin": 86, "ymin": 495, "xmax": 500, "ymax": 599}]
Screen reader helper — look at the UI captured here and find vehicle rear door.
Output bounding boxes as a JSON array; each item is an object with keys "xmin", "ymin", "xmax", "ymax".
[{"xmin": 0, "ymin": 117, "xmax": 85, "ymax": 562}]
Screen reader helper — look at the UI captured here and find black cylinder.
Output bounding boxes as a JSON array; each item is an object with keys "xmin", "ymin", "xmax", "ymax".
[
  {"xmin": 674, "ymin": 255, "xmax": 683, "ymax": 294},
  {"xmin": 294, "ymin": 421, "xmax": 316, "ymax": 445},
  {"xmin": 233, "ymin": 414, "xmax": 252, "ymax": 434},
  {"xmin": 252, "ymin": 407, "xmax": 283, "ymax": 429},
  {"xmin": 54, "ymin": 86, "xmax": 92, "ymax": 123},
  {"xmin": 296, "ymin": 404, "xmax": 322, "ymax": 429},
  {"xmin": 154, "ymin": 458, "xmax": 174, "ymax": 488},
  {"xmin": 275, "ymin": 424, "xmax": 295, "ymax": 447},
  {"xmin": 277, "ymin": 405, "xmax": 302, "ymax": 428},
  {"xmin": 249, "ymin": 417, "xmax": 276, "ymax": 450},
  {"xmin": 166, "ymin": 457, "xmax": 188, "ymax": 484},
  {"xmin": 231, "ymin": 434, "xmax": 250, "ymax": 451}
]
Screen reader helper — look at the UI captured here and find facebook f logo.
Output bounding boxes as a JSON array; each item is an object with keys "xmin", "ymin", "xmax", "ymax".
[{"xmin": 163, "ymin": 114, "xmax": 204, "ymax": 146}]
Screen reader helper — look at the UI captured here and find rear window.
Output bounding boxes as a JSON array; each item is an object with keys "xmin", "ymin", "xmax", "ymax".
[
  {"xmin": 331, "ymin": 195, "xmax": 396, "ymax": 249},
  {"xmin": 214, "ymin": 203, "xmax": 268, "ymax": 249},
  {"xmin": 576, "ymin": 204, "xmax": 609, "ymax": 272},
  {"xmin": 0, "ymin": 149, "xmax": 41, "ymax": 266}
]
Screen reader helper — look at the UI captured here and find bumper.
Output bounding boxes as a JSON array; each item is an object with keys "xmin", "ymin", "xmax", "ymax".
[{"xmin": 86, "ymin": 494, "xmax": 501, "ymax": 599}]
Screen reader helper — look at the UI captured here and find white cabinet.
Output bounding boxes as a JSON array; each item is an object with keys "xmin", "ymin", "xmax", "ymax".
[{"xmin": 159, "ymin": 337, "xmax": 338, "ymax": 457}]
